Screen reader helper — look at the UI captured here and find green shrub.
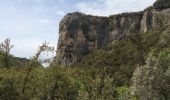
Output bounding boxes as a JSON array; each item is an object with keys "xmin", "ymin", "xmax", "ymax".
[
  {"xmin": 153, "ymin": 0, "xmax": 170, "ymax": 11},
  {"xmin": 131, "ymin": 50, "xmax": 170, "ymax": 99},
  {"xmin": 116, "ymin": 86, "xmax": 130, "ymax": 100}
]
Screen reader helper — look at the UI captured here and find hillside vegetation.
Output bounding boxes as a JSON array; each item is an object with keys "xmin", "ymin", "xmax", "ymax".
[
  {"xmin": 0, "ymin": 0, "xmax": 170, "ymax": 99},
  {"xmin": 0, "ymin": 25, "xmax": 170, "ymax": 100},
  {"xmin": 154, "ymin": 0, "xmax": 170, "ymax": 11}
]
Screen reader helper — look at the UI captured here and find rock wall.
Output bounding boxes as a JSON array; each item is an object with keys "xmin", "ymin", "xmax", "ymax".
[{"xmin": 56, "ymin": 8, "xmax": 165, "ymax": 66}]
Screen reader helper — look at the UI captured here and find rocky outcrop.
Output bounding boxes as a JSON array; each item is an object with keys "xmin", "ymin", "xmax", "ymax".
[{"xmin": 56, "ymin": 8, "xmax": 170, "ymax": 66}]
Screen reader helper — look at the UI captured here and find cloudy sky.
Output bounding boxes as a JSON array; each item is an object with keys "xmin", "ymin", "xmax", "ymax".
[{"xmin": 0, "ymin": 0, "xmax": 156, "ymax": 58}]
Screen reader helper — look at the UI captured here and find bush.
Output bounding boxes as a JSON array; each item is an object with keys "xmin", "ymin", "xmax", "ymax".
[
  {"xmin": 153, "ymin": 0, "xmax": 170, "ymax": 11},
  {"xmin": 131, "ymin": 50, "xmax": 170, "ymax": 99},
  {"xmin": 116, "ymin": 86, "xmax": 130, "ymax": 100}
]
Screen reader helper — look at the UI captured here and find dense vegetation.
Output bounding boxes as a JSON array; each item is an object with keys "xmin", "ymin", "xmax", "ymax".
[
  {"xmin": 0, "ymin": 24, "xmax": 170, "ymax": 99},
  {"xmin": 0, "ymin": 39, "xmax": 30, "ymax": 68},
  {"xmin": 0, "ymin": 52, "xmax": 30, "ymax": 68},
  {"xmin": 0, "ymin": 0, "xmax": 170, "ymax": 99},
  {"xmin": 153, "ymin": 0, "xmax": 170, "ymax": 11}
]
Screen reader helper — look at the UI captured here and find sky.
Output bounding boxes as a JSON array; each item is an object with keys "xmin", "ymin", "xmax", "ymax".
[{"xmin": 0, "ymin": 0, "xmax": 156, "ymax": 58}]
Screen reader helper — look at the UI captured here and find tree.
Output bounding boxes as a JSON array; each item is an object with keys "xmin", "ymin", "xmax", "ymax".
[
  {"xmin": 34, "ymin": 42, "xmax": 55, "ymax": 67},
  {"xmin": 0, "ymin": 38, "xmax": 14, "ymax": 67},
  {"xmin": 19, "ymin": 42, "xmax": 54, "ymax": 99},
  {"xmin": 33, "ymin": 42, "xmax": 54, "ymax": 61},
  {"xmin": 131, "ymin": 51, "xmax": 170, "ymax": 99}
]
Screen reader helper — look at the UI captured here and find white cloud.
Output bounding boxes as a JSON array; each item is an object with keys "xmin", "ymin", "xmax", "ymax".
[
  {"xmin": 0, "ymin": 0, "xmax": 157, "ymax": 58},
  {"xmin": 39, "ymin": 19, "xmax": 54, "ymax": 24},
  {"xmin": 76, "ymin": 0, "xmax": 157, "ymax": 16},
  {"xmin": 55, "ymin": 10, "xmax": 66, "ymax": 16}
]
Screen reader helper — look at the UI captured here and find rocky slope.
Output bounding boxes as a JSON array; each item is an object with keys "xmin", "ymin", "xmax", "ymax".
[{"xmin": 56, "ymin": 5, "xmax": 170, "ymax": 66}]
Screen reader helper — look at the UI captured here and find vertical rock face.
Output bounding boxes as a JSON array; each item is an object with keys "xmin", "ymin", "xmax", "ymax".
[
  {"xmin": 140, "ymin": 10, "xmax": 153, "ymax": 32},
  {"xmin": 57, "ymin": 12, "xmax": 110, "ymax": 66},
  {"xmin": 56, "ymin": 8, "xmax": 167, "ymax": 66},
  {"xmin": 109, "ymin": 12, "xmax": 143, "ymax": 40}
]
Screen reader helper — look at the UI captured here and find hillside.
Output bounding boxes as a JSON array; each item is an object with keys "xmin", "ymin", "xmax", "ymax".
[
  {"xmin": 0, "ymin": 0, "xmax": 170, "ymax": 99},
  {"xmin": 54, "ymin": 0, "xmax": 170, "ymax": 99},
  {"xmin": 0, "ymin": 51, "xmax": 30, "ymax": 68},
  {"xmin": 56, "ymin": 2, "xmax": 170, "ymax": 66}
]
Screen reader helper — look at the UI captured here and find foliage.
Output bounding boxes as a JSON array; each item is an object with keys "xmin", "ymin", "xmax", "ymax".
[
  {"xmin": 0, "ymin": 38, "xmax": 14, "ymax": 54},
  {"xmin": 0, "ymin": 38, "xmax": 14, "ymax": 67},
  {"xmin": 131, "ymin": 50, "xmax": 170, "ymax": 99},
  {"xmin": 0, "ymin": 51, "xmax": 30, "ymax": 68},
  {"xmin": 153, "ymin": 0, "xmax": 170, "ymax": 11},
  {"xmin": 1, "ymin": 12, "xmax": 170, "ymax": 100},
  {"xmin": 0, "ymin": 66, "xmax": 117, "ymax": 99},
  {"xmin": 0, "ymin": 39, "xmax": 30, "ymax": 68},
  {"xmin": 116, "ymin": 86, "xmax": 130, "ymax": 100}
]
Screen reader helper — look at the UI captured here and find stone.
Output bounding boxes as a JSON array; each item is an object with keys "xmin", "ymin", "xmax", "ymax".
[{"xmin": 56, "ymin": 8, "xmax": 170, "ymax": 66}]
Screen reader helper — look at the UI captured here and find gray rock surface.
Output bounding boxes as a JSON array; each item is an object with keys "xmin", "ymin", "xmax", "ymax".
[{"xmin": 56, "ymin": 8, "xmax": 170, "ymax": 66}]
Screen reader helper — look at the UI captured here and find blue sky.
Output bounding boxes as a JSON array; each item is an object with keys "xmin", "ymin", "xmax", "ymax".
[{"xmin": 0, "ymin": 0, "xmax": 156, "ymax": 58}]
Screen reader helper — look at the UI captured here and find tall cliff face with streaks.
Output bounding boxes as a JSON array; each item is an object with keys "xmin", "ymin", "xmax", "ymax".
[{"xmin": 56, "ymin": 7, "xmax": 170, "ymax": 66}]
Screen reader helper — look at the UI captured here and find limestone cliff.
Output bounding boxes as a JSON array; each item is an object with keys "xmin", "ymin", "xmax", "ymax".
[{"xmin": 56, "ymin": 7, "xmax": 170, "ymax": 66}]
